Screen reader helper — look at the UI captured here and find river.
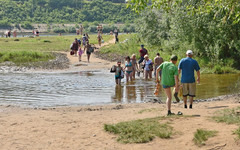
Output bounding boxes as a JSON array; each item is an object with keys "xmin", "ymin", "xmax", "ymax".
[{"xmin": 0, "ymin": 71, "xmax": 239, "ymax": 107}]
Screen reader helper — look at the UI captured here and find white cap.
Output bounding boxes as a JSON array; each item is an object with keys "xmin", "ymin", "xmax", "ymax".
[{"xmin": 186, "ymin": 50, "xmax": 193, "ymax": 55}]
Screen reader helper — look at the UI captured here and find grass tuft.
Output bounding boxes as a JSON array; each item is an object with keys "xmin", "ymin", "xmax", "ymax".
[
  {"xmin": 233, "ymin": 127, "xmax": 240, "ymax": 139},
  {"xmin": 104, "ymin": 117, "xmax": 173, "ymax": 143},
  {"xmin": 212, "ymin": 107, "xmax": 240, "ymax": 124},
  {"xmin": 193, "ymin": 129, "xmax": 218, "ymax": 146}
]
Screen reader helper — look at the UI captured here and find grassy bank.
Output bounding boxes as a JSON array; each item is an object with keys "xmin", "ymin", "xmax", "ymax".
[
  {"xmin": 100, "ymin": 34, "xmax": 239, "ymax": 74},
  {"xmin": 0, "ymin": 34, "xmax": 113, "ymax": 65}
]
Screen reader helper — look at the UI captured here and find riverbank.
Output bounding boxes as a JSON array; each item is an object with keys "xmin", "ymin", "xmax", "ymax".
[{"xmin": 0, "ymin": 94, "xmax": 239, "ymax": 150}]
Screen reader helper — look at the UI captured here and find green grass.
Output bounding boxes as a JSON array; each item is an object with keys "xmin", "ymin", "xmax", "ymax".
[
  {"xmin": 0, "ymin": 34, "xmax": 113, "ymax": 52},
  {"xmin": 212, "ymin": 107, "xmax": 240, "ymax": 125},
  {"xmin": 0, "ymin": 51, "xmax": 55, "ymax": 65},
  {"xmin": 212, "ymin": 107, "xmax": 240, "ymax": 140},
  {"xmin": 193, "ymin": 129, "xmax": 218, "ymax": 146},
  {"xmin": 0, "ymin": 34, "xmax": 113, "ymax": 65},
  {"xmin": 104, "ymin": 117, "xmax": 173, "ymax": 143},
  {"xmin": 234, "ymin": 127, "xmax": 240, "ymax": 139}
]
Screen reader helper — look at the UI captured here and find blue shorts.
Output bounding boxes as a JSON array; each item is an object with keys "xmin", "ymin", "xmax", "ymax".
[{"xmin": 162, "ymin": 84, "xmax": 175, "ymax": 89}]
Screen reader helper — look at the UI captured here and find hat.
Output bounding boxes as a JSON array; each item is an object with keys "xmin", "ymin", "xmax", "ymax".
[
  {"xmin": 140, "ymin": 44, "xmax": 144, "ymax": 47},
  {"xmin": 186, "ymin": 50, "xmax": 193, "ymax": 55}
]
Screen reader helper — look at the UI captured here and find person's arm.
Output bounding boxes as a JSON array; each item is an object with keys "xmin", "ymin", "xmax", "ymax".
[
  {"xmin": 174, "ymin": 75, "xmax": 179, "ymax": 92},
  {"xmin": 178, "ymin": 68, "xmax": 181, "ymax": 76},
  {"xmin": 156, "ymin": 66, "xmax": 161, "ymax": 83},
  {"xmin": 196, "ymin": 70, "xmax": 200, "ymax": 84}
]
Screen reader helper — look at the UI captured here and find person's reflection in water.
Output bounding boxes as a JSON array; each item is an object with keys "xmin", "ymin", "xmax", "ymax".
[
  {"xmin": 111, "ymin": 85, "xmax": 123, "ymax": 102},
  {"xmin": 125, "ymin": 84, "xmax": 137, "ymax": 102}
]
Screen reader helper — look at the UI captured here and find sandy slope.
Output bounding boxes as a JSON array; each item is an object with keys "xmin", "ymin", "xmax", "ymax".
[{"xmin": 1, "ymin": 36, "xmax": 240, "ymax": 150}]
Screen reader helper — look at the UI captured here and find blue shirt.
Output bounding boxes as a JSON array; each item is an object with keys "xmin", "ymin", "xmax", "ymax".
[{"xmin": 178, "ymin": 57, "xmax": 200, "ymax": 83}]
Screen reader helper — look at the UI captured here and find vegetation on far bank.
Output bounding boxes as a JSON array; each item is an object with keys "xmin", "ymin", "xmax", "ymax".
[
  {"xmin": 0, "ymin": 0, "xmax": 136, "ymax": 26},
  {"xmin": 100, "ymin": 34, "xmax": 240, "ymax": 74}
]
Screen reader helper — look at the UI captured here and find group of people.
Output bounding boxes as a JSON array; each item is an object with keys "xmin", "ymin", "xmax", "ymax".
[
  {"xmin": 114, "ymin": 45, "xmax": 200, "ymax": 116},
  {"xmin": 70, "ymin": 33, "xmax": 93, "ymax": 62}
]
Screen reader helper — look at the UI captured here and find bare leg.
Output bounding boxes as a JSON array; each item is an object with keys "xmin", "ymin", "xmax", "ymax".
[
  {"xmin": 164, "ymin": 88, "xmax": 172, "ymax": 111},
  {"xmin": 145, "ymin": 70, "xmax": 148, "ymax": 79},
  {"xmin": 149, "ymin": 71, "xmax": 152, "ymax": 79},
  {"xmin": 87, "ymin": 54, "xmax": 90, "ymax": 62},
  {"xmin": 130, "ymin": 72, "xmax": 133, "ymax": 82}
]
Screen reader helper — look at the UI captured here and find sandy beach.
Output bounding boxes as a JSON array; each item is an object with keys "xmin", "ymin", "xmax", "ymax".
[{"xmin": 1, "ymin": 37, "xmax": 240, "ymax": 150}]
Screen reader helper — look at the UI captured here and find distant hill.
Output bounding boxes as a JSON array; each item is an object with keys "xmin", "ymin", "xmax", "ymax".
[{"xmin": 0, "ymin": 0, "xmax": 137, "ymax": 27}]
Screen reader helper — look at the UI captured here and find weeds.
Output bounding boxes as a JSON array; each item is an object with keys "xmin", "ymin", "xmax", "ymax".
[
  {"xmin": 104, "ymin": 117, "xmax": 173, "ymax": 143},
  {"xmin": 193, "ymin": 129, "xmax": 218, "ymax": 146}
]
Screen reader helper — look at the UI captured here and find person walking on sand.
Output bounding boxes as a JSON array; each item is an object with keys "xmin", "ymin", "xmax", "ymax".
[
  {"xmin": 143, "ymin": 55, "xmax": 153, "ymax": 79},
  {"xmin": 72, "ymin": 38, "xmax": 79, "ymax": 57},
  {"xmin": 97, "ymin": 33, "xmax": 103, "ymax": 46},
  {"xmin": 154, "ymin": 53, "xmax": 164, "ymax": 77},
  {"xmin": 131, "ymin": 54, "xmax": 139, "ymax": 79},
  {"xmin": 115, "ymin": 61, "xmax": 124, "ymax": 85},
  {"xmin": 78, "ymin": 46, "xmax": 84, "ymax": 62},
  {"xmin": 138, "ymin": 45, "xmax": 148, "ymax": 64},
  {"xmin": 178, "ymin": 50, "xmax": 200, "ymax": 109},
  {"xmin": 85, "ymin": 41, "xmax": 92, "ymax": 63},
  {"xmin": 156, "ymin": 55, "xmax": 179, "ymax": 116},
  {"xmin": 124, "ymin": 56, "xmax": 133, "ymax": 82}
]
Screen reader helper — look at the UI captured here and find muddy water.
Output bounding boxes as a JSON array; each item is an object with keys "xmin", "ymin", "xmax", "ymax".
[{"xmin": 0, "ymin": 71, "xmax": 239, "ymax": 107}]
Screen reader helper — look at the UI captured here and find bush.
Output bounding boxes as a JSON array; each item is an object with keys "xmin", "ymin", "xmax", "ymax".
[
  {"xmin": 21, "ymin": 22, "xmax": 33, "ymax": 29},
  {"xmin": 65, "ymin": 26, "xmax": 75, "ymax": 33},
  {"xmin": 53, "ymin": 27, "xmax": 65, "ymax": 33},
  {"xmin": 0, "ymin": 20, "xmax": 12, "ymax": 29}
]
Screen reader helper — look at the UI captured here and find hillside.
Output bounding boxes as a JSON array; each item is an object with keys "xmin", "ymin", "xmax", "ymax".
[{"xmin": 0, "ymin": 0, "xmax": 137, "ymax": 28}]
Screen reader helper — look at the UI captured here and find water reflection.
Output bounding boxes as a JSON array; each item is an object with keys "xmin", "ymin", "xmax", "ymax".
[{"xmin": 0, "ymin": 72, "xmax": 239, "ymax": 107}]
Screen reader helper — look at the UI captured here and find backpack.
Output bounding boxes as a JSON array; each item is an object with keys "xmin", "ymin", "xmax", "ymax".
[
  {"xmin": 110, "ymin": 65, "xmax": 116, "ymax": 73},
  {"xmin": 70, "ymin": 50, "xmax": 74, "ymax": 55}
]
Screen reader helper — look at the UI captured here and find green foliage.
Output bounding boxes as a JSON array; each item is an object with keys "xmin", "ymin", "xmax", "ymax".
[
  {"xmin": 193, "ymin": 129, "xmax": 218, "ymax": 146},
  {"xmin": 0, "ymin": 20, "xmax": 12, "ymax": 29},
  {"xmin": 0, "ymin": 0, "xmax": 137, "ymax": 24},
  {"xmin": 104, "ymin": 117, "xmax": 173, "ymax": 143},
  {"xmin": 21, "ymin": 22, "xmax": 33, "ymax": 29},
  {"xmin": 0, "ymin": 51, "xmax": 54, "ymax": 65}
]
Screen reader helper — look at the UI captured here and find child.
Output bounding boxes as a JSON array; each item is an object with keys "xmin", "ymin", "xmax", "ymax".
[
  {"xmin": 78, "ymin": 46, "xmax": 83, "ymax": 62},
  {"xmin": 115, "ymin": 61, "xmax": 124, "ymax": 85}
]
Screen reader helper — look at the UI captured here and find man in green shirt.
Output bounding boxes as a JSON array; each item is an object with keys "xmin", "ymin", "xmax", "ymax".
[{"xmin": 156, "ymin": 55, "xmax": 179, "ymax": 115}]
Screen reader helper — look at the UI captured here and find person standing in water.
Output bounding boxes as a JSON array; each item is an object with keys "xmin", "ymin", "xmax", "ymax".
[
  {"xmin": 115, "ymin": 61, "xmax": 124, "ymax": 85},
  {"xmin": 143, "ymin": 55, "xmax": 153, "ymax": 79},
  {"xmin": 131, "ymin": 54, "xmax": 139, "ymax": 79},
  {"xmin": 124, "ymin": 56, "xmax": 133, "ymax": 82},
  {"xmin": 154, "ymin": 53, "xmax": 164, "ymax": 77},
  {"xmin": 156, "ymin": 55, "xmax": 179, "ymax": 116},
  {"xmin": 85, "ymin": 41, "xmax": 92, "ymax": 63}
]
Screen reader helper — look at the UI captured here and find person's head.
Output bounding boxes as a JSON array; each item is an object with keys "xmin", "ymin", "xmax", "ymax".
[
  {"xmin": 75, "ymin": 38, "xmax": 78, "ymax": 41},
  {"xmin": 117, "ymin": 61, "xmax": 121, "ymax": 66},
  {"xmin": 144, "ymin": 54, "xmax": 149, "ymax": 60},
  {"xmin": 131, "ymin": 54, "xmax": 136, "ymax": 59},
  {"xmin": 170, "ymin": 55, "xmax": 178, "ymax": 64},
  {"xmin": 141, "ymin": 44, "xmax": 144, "ymax": 48},
  {"xmin": 186, "ymin": 50, "xmax": 193, "ymax": 58},
  {"xmin": 83, "ymin": 34, "xmax": 85, "ymax": 36},
  {"xmin": 156, "ymin": 53, "xmax": 160, "ymax": 56},
  {"xmin": 125, "ymin": 56, "xmax": 130, "ymax": 61}
]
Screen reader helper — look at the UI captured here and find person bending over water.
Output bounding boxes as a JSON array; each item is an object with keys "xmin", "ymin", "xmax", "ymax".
[{"xmin": 124, "ymin": 56, "xmax": 133, "ymax": 82}]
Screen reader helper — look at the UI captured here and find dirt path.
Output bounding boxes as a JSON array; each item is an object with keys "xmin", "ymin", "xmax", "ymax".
[
  {"xmin": 0, "ymin": 96, "xmax": 239, "ymax": 150},
  {"xmin": 64, "ymin": 36, "xmax": 116, "ymax": 72}
]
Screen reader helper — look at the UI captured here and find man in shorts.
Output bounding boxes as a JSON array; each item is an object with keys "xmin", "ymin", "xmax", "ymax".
[
  {"xmin": 156, "ymin": 55, "xmax": 179, "ymax": 115},
  {"xmin": 178, "ymin": 50, "xmax": 200, "ymax": 109}
]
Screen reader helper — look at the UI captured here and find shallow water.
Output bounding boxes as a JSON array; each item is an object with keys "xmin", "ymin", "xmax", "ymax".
[{"xmin": 0, "ymin": 71, "xmax": 239, "ymax": 107}]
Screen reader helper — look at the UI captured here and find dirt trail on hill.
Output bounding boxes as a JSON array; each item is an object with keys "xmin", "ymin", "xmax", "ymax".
[{"xmin": 64, "ymin": 36, "xmax": 116, "ymax": 72}]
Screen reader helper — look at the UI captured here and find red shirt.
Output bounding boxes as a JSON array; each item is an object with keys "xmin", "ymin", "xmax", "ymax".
[{"xmin": 139, "ymin": 48, "xmax": 148, "ymax": 57}]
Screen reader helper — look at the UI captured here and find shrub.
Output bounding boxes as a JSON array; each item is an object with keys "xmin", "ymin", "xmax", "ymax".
[{"xmin": 21, "ymin": 22, "xmax": 33, "ymax": 29}]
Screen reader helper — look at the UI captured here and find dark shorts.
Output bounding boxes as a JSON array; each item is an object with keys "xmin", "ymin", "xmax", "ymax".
[
  {"xmin": 115, "ymin": 75, "xmax": 122, "ymax": 80},
  {"xmin": 138, "ymin": 57, "xmax": 144, "ymax": 64},
  {"xmin": 86, "ymin": 51, "xmax": 91, "ymax": 55},
  {"xmin": 162, "ymin": 84, "xmax": 175, "ymax": 89}
]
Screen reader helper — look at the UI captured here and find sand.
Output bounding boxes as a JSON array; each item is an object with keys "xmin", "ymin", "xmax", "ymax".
[{"xmin": 1, "ymin": 37, "xmax": 240, "ymax": 150}]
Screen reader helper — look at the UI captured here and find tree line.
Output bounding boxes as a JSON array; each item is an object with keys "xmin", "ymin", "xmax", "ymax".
[{"xmin": 0, "ymin": 0, "xmax": 136, "ymax": 28}]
